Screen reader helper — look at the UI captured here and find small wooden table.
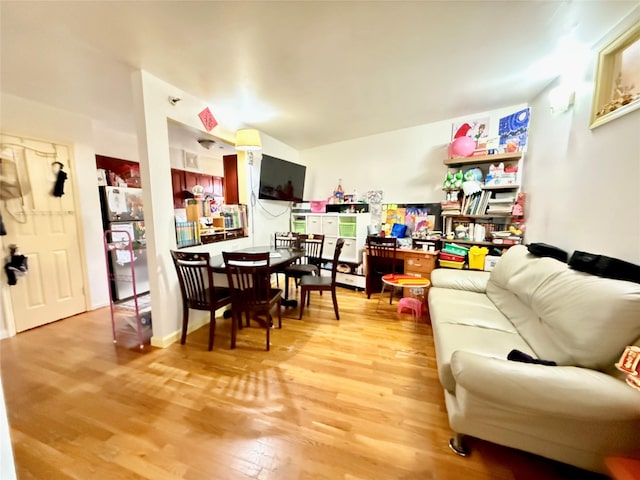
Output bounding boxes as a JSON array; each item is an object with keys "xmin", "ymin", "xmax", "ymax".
[{"xmin": 379, "ymin": 274, "xmax": 431, "ymax": 314}]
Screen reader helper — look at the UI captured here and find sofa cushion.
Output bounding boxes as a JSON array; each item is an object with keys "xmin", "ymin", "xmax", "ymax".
[
  {"xmin": 429, "ymin": 287, "xmax": 534, "ymax": 392},
  {"xmin": 487, "ymin": 246, "xmax": 640, "ymax": 370}
]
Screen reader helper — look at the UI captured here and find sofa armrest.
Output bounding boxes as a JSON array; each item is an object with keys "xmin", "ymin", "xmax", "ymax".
[
  {"xmin": 451, "ymin": 350, "xmax": 640, "ymax": 421},
  {"xmin": 430, "ymin": 269, "xmax": 490, "ymax": 293}
]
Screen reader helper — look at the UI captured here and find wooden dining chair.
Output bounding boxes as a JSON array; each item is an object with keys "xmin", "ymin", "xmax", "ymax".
[
  {"xmin": 284, "ymin": 233, "xmax": 324, "ymax": 300},
  {"xmin": 366, "ymin": 236, "xmax": 401, "ymax": 304},
  {"xmin": 273, "ymin": 232, "xmax": 300, "ymax": 287},
  {"xmin": 298, "ymin": 238, "xmax": 345, "ymax": 320},
  {"xmin": 170, "ymin": 250, "xmax": 232, "ymax": 351},
  {"xmin": 222, "ymin": 251, "xmax": 283, "ymax": 351}
]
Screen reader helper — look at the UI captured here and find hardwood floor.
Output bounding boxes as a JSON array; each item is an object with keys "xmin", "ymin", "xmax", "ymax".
[{"xmin": 1, "ymin": 287, "xmax": 607, "ymax": 480}]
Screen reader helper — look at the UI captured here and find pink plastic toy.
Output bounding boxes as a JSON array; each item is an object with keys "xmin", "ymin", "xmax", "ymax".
[{"xmin": 397, "ymin": 297, "xmax": 423, "ymax": 318}]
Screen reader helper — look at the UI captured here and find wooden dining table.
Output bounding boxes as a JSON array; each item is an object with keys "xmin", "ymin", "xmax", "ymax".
[{"xmin": 209, "ymin": 246, "xmax": 304, "ymax": 308}]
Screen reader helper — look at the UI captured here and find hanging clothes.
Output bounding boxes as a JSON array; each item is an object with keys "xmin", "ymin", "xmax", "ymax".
[
  {"xmin": 4, "ymin": 245, "xmax": 28, "ymax": 285},
  {"xmin": 52, "ymin": 162, "xmax": 67, "ymax": 197}
]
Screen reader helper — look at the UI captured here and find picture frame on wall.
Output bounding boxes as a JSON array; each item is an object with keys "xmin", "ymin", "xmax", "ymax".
[
  {"xmin": 183, "ymin": 151, "xmax": 199, "ymax": 170},
  {"xmin": 590, "ymin": 19, "xmax": 640, "ymax": 129}
]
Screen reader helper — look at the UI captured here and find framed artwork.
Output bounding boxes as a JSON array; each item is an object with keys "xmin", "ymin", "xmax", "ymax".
[
  {"xmin": 183, "ymin": 151, "xmax": 199, "ymax": 170},
  {"xmin": 590, "ymin": 21, "xmax": 640, "ymax": 128},
  {"xmin": 498, "ymin": 108, "xmax": 530, "ymax": 153}
]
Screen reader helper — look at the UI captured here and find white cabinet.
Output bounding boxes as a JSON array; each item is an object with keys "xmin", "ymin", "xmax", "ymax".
[{"xmin": 294, "ymin": 212, "xmax": 371, "ymax": 264}]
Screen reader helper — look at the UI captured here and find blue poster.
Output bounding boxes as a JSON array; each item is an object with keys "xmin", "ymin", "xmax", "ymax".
[{"xmin": 499, "ymin": 108, "xmax": 530, "ymax": 152}]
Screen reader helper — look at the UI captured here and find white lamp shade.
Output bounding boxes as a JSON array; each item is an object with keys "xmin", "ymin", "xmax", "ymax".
[{"xmin": 235, "ymin": 129, "xmax": 262, "ymax": 151}]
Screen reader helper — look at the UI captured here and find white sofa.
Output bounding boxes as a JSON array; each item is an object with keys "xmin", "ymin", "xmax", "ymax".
[{"xmin": 427, "ymin": 245, "xmax": 640, "ymax": 473}]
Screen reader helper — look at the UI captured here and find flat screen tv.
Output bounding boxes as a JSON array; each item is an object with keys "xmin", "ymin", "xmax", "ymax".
[{"xmin": 258, "ymin": 154, "xmax": 306, "ymax": 203}]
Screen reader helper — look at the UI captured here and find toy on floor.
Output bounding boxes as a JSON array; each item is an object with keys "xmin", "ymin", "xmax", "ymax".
[{"xmin": 397, "ymin": 297, "xmax": 423, "ymax": 319}]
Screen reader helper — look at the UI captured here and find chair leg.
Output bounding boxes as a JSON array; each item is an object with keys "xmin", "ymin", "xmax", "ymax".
[
  {"xmin": 208, "ymin": 310, "xmax": 215, "ymax": 351},
  {"xmin": 277, "ymin": 298, "xmax": 282, "ymax": 328},
  {"xmin": 331, "ymin": 288, "xmax": 340, "ymax": 320},
  {"xmin": 180, "ymin": 307, "xmax": 189, "ymax": 344},
  {"xmin": 230, "ymin": 310, "xmax": 238, "ymax": 349},
  {"xmin": 265, "ymin": 320, "xmax": 270, "ymax": 351},
  {"xmin": 299, "ymin": 288, "xmax": 307, "ymax": 319},
  {"xmin": 284, "ymin": 274, "xmax": 290, "ymax": 301}
]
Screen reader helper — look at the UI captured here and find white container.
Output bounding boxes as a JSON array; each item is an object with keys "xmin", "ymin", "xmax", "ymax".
[{"xmin": 484, "ymin": 255, "xmax": 501, "ymax": 271}]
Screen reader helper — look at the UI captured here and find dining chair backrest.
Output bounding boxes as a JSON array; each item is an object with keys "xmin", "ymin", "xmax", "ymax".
[
  {"xmin": 366, "ymin": 236, "xmax": 398, "ymax": 271},
  {"xmin": 299, "ymin": 233, "xmax": 324, "ymax": 267},
  {"xmin": 274, "ymin": 232, "xmax": 300, "ymax": 249},
  {"xmin": 170, "ymin": 250, "xmax": 214, "ymax": 310},
  {"xmin": 329, "ymin": 238, "xmax": 346, "ymax": 282},
  {"xmin": 222, "ymin": 251, "xmax": 273, "ymax": 308}
]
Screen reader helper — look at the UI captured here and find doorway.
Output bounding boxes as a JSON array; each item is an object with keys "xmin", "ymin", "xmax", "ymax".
[{"xmin": 0, "ymin": 133, "xmax": 86, "ymax": 333}]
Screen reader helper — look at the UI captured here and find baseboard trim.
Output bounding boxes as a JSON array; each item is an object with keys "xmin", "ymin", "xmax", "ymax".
[{"xmin": 150, "ymin": 307, "xmax": 229, "ymax": 348}]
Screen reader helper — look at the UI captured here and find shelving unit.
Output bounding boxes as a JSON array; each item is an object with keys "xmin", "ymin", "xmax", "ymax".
[
  {"xmin": 103, "ymin": 230, "xmax": 148, "ymax": 349},
  {"xmin": 440, "ymin": 152, "xmax": 526, "ymax": 268},
  {"xmin": 293, "ymin": 211, "xmax": 370, "ymax": 289}
]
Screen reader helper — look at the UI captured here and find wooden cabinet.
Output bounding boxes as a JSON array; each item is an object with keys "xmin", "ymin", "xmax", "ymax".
[
  {"xmin": 171, "ymin": 169, "xmax": 186, "ymax": 208},
  {"xmin": 403, "ymin": 251, "xmax": 437, "ymax": 279},
  {"xmin": 171, "ymin": 169, "xmax": 225, "ymax": 209},
  {"xmin": 213, "ymin": 176, "xmax": 223, "ymax": 197},
  {"xmin": 223, "ymin": 155, "xmax": 239, "ymax": 204}
]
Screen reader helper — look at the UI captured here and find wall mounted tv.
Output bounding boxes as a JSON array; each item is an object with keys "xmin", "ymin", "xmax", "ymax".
[{"xmin": 258, "ymin": 154, "xmax": 306, "ymax": 203}]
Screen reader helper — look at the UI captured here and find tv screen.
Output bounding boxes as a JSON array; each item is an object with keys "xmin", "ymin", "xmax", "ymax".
[{"xmin": 258, "ymin": 155, "xmax": 306, "ymax": 203}]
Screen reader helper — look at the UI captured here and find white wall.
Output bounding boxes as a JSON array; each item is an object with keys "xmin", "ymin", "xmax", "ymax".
[
  {"xmin": 300, "ymin": 104, "xmax": 527, "ymax": 204},
  {"xmin": 525, "ymin": 17, "xmax": 640, "ymax": 264}
]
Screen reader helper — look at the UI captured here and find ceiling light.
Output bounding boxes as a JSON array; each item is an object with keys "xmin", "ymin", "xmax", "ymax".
[
  {"xmin": 197, "ymin": 139, "xmax": 217, "ymax": 150},
  {"xmin": 235, "ymin": 129, "xmax": 262, "ymax": 151}
]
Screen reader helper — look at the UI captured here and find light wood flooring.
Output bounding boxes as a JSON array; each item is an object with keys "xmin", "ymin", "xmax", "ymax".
[{"xmin": 1, "ymin": 287, "xmax": 608, "ymax": 479}]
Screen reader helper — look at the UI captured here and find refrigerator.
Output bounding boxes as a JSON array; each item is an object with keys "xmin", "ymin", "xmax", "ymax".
[{"xmin": 99, "ymin": 186, "xmax": 150, "ymax": 301}]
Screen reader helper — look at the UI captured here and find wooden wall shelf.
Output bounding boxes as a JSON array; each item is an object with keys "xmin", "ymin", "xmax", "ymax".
[{"xmin": 444, "ymin": 152, "xmax": 522, "ymax": 166}]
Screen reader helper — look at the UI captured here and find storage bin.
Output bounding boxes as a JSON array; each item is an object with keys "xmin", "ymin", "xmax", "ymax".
[
  {"xmin": 339, "ymin": 223, "xmax": 357, "ymax": 237},
  {"xmin": 439, "ymin": 259, "xmax": 465, "ymax": 269},
  {"xmin": 439, "ymin": 252, "xmax": 465, "ymax": 263},
  {"xmin": 468, "ymin": 246, "xmax": 489, "ymax": 270},
  {"xmin": 293, "ymin": 220, "xmax": 306, "ymax": 234},
  {"xmin": 484, "ymin": 255, "xmax": 501, "ymax": 271},
  {"xmin": 310, "ymin": 200, "xmax": 328, "ymax": 213},
  {"xmin": 442, "ymin": 243, "xmax": 470, "ymax": 256}
]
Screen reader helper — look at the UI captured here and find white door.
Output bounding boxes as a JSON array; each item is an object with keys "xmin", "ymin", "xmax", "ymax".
[{"xmin": 0, "ymin": 133, "xmax": 86, "ymax": 332}]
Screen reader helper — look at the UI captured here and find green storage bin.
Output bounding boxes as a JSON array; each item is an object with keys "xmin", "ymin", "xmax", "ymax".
[
  {"xmin": 293, "ymin": 220, "xmax": 306, "ymax": 234},
  {"xmin": 442, "ymin": 243, "xmax": 470, "ymax": 256},
  {"xmin": 339, "ymin": 223, "xmax": 356, "ymax": 237}
]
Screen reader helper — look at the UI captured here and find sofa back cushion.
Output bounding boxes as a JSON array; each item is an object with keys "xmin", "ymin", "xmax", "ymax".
[{"xmin": 486, "ymin": 246, "xmax": 640, "ymax": 370}]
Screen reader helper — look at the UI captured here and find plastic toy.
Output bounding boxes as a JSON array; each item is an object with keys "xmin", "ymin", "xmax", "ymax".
[
  {"xmin": 442, "ymin": 171, "xmax": 454, "ymax": 189},
  {"xmin": 449, "ymin": 123, "xmax": 476, "ymax": 158},
  {"xmin": 442, "ymin": 170, "xmax": 463, "ymax": 189},
  {"xmin": 464, "ymin": 167, "xmax": 483, "ymax": 182}
]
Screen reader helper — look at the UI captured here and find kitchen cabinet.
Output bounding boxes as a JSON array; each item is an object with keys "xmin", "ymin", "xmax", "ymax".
[{"xmin": 171, "ymin": 169, "xmax": 224, "ymax": 209}]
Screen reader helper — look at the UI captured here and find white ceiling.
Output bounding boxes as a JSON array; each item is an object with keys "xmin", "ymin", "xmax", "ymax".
[{"xmin": 1, "ymin": 1, "xmax": 638, "ymax": 150}]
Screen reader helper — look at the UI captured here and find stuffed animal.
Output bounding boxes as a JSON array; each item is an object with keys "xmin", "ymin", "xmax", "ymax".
[
  {"xmin": 464, "ymin": 167, "xmax": 483, "ymax": 182},
  {"xmin": 453, "ymin": 170, "xmax": 463, "ymax": 189},
  {"xmin": 442, "ymin": 171, "xmax": 455, "ymax": 189}
]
